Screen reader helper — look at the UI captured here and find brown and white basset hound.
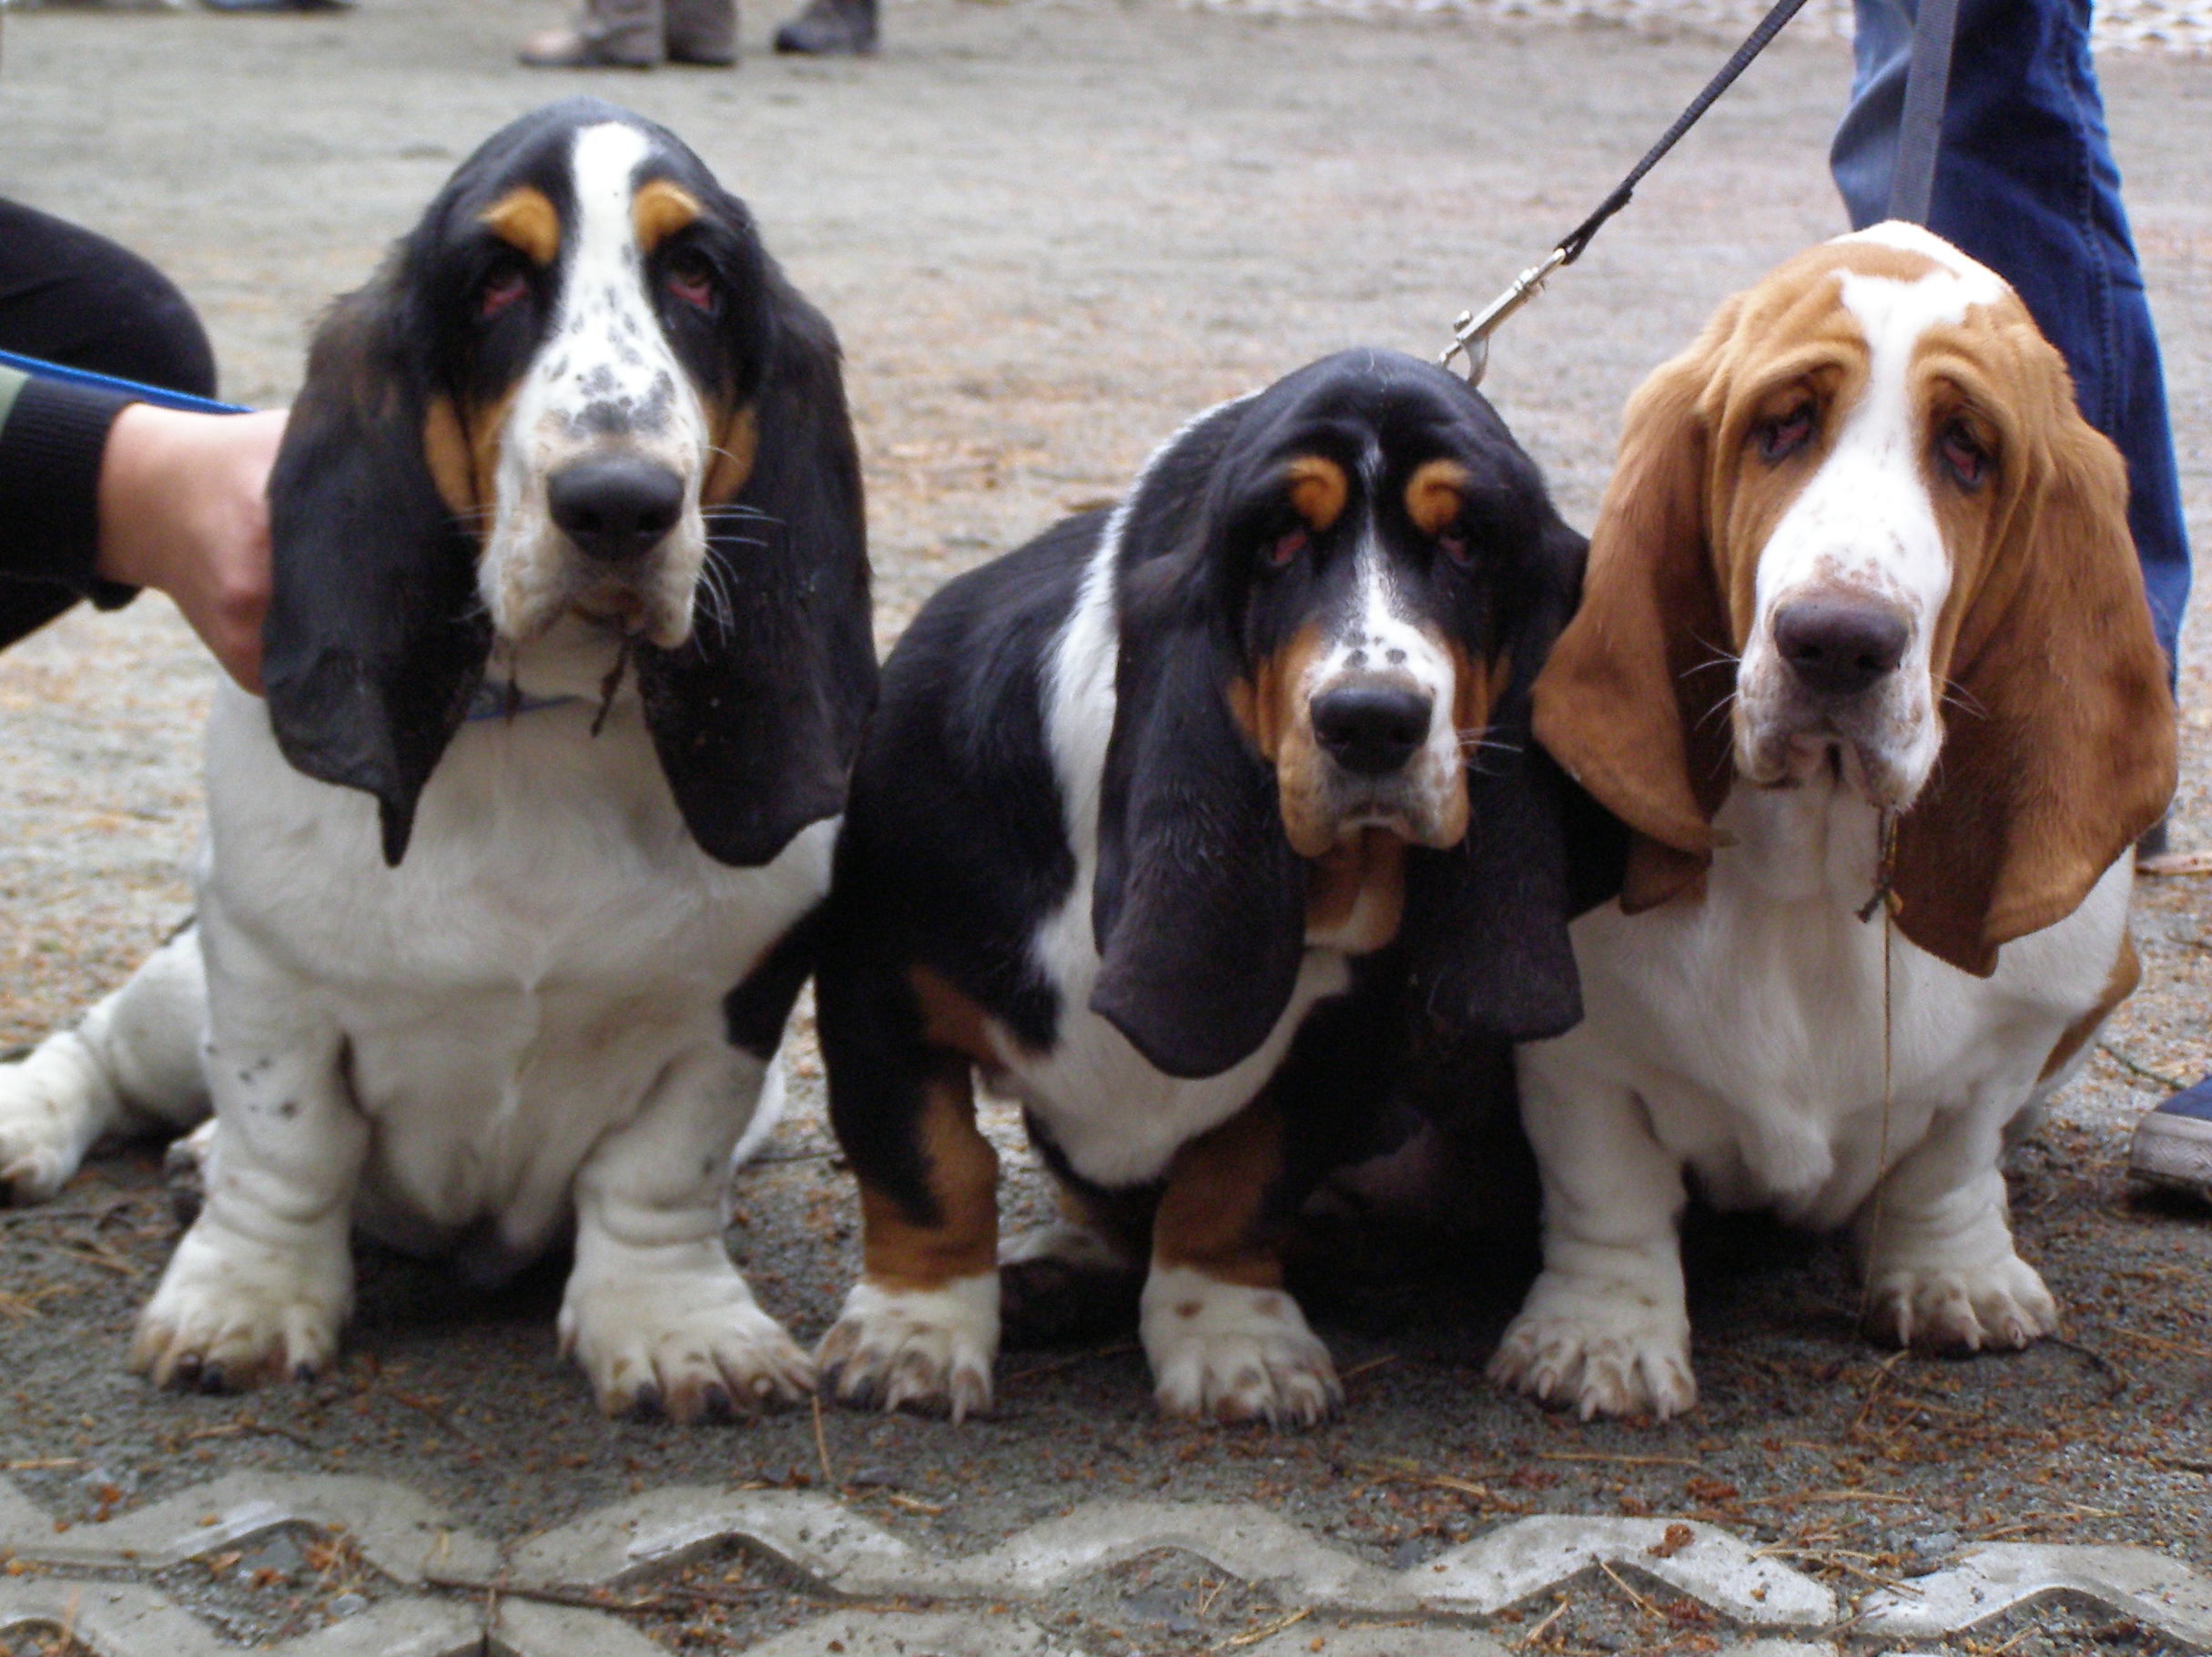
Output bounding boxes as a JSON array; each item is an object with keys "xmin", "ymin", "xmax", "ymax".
[{"xmin": 1492, "ymin": 222, "xmax": 2176, "ymax": 1420}]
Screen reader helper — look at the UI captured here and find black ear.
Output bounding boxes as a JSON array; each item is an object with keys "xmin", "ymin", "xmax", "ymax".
[
  {"xmin": 262, "ymin": 263, "xmax": 492, "ymax": 867},
  {"xmin": 1402, "ymin": 513, "xmax": 1593, "ymax": 1042},
  {"xmin": 1089, "ymin": 564, "xmax": 1308, "ymax": 1081},
  {"xmin": 636, "ymin": 283, "xmax": 876, "ymax": 868}
]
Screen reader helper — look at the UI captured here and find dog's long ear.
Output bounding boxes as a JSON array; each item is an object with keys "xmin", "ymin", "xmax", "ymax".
[
  {"xmin": 262, "ymin": 259, "xmax": 492, "ymax": 868},
  {"xmin": 1088, "ymin": 413, "xmax": 1309, "ymax": 1080},
  {"xmin": 1405, "ymin": 511, "xmax": 1596, "ymax": 1042},
  {"xmin": 1890, "ymin": 344, "xmax": 2176, "ymax": 975},
  {"xmin": 1531, "ymin": 341, "xmax": 1737, "ymax": 913},
  {"xmin": 636, "ymin": 281, "xmax": 876, "ymax": 868}
]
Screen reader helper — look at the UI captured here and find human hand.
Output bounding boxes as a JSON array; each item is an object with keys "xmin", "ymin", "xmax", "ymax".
[{"xmin": 96, "ymin": 404, "xmax": 286, "ymax": 694}]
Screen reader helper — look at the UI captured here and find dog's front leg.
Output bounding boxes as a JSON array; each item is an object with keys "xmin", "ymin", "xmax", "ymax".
[
  {"xmin": 1142, "ymin": 1098, "xmax": 1340, "ymax": 1429},
  {"xmin": 1853, "ymin": 1089, "xmax": 2057, "ymax": 1353},
  {"xmin": 561, "ymin": 1042, "xmax": 814, "ymax": 1422},
  {"xmin": 130, "ymin": 939, "xmax": 361, "ymax": 1391},
  {"xmin": 1489, "ymin": 1042, "xmax": 1695, "ymax": 1420}
]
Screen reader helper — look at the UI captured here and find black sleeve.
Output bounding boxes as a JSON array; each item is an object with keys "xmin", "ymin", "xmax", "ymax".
[{"xmin": 0, "ymin": 198, "xmax": 218, "ymax": 649}]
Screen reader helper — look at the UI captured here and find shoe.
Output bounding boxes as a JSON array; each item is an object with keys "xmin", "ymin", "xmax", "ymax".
[
  {"xmin": 667, "ymin": 38, "xmax": 738, "ymax": 63},
  {"xmin": 2128, "ymin": 1078, "xmax": 2212, "ymax": 1207},
  {"xmin": 519, "ymin": 25, "xmax": 656, "ymax": 66},
  {"xmin": 2138, "ymin": 813, "xmax": 2171, "ymax": 862},
  {"xmin": 773, "ymin": 0, "xmax": 874, "ymax": 54}
]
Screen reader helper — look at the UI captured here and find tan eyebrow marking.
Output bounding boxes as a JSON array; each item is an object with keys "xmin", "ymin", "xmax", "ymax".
[
  {"xmin": 632, "ymin": 178, "xmax": 703, "ymax": 253},
  {"xmin": 1405, "ymin": 459, "xmax": 1470, "ymax": 535},
  {"xmin": 480, "ymin": 187, "xmax": 561, "ymax": 268},
  {"xmin": 1285, "ymin": 456, "xmax": 1347, "ymax": 532}
]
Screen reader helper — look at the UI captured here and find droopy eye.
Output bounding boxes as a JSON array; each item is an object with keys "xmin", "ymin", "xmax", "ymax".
[
  {"xmin": 665, "ymin": 249, "xmax": 716, "ymax": 312},
  {"xmin": 1263, "ymin": 528, "xmax": 1307, "ymax": 569},
  {"xmin": 1938, "ymin": 420, "xmax": 1990, "ymax": 489},
  {"xmin": 478, "ymin": 264, "xmax": 530, "ymax": 320},
  {"xmin": 1437, "ymin": 531, "xmax": 1473, "ymax": 568},
  {"xmin": 1755, "ymin": 402, "xmax": 1817, "ymax": 463}
]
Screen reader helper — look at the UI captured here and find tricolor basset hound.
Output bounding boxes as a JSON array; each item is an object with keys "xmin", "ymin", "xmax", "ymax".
[
  {"xmin": 0, "ymin": 100, "xmax": 876, "ymax": 1420},
  {"xmin": 1492, "ymin": 224, "xmax": 2176, "ymax": 1420},
  {"xmin": 813, "ymin": 351, "xmax": 1589, "ymax": 1427}
]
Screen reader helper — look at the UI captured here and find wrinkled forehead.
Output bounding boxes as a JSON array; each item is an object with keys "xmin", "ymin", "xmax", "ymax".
[
  {"xmin": 1230, "ymin": 354, "xmax": 1518, "ymax": 502},
  {"xmin": 444, "ymin": 111, "xmax": 712, "ymax": 271}
]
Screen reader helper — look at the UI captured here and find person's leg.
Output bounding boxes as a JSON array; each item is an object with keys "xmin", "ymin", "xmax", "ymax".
[
  {"xmin": 0, "ymin": 199, "xmax": 216, "ymax": 644},
  {"xmin": 519, "ymin": 0, "xmax": 665, "ymax": 67}
]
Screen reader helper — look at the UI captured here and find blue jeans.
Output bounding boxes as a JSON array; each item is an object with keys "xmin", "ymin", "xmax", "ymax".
[{"xmin": 1831, "ymin": 0, "xmax": 2191, "ymax": 675}]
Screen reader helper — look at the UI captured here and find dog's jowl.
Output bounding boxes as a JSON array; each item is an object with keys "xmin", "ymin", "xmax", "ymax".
[
  {"xmin": 814, "ymin": 349, "xmax": 1589, "ymax": 1427},
  {"xmin": 0, "ymin": 98, "xmax": 875, "ymax": 1421}
]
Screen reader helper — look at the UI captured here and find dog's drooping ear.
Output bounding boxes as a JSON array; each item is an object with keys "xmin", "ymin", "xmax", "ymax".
[
  {"xmin": 1090, "ymin": 565, "xmax": 1309, "ymax": 1083},
  {"xmin": 1532, "ymin": 343, "xmax": 1739, "ymax": 913},
  {"xmin": 637, "ymin": 289, "xmax": 876, "ymax": 869},
  {"xmin": 262, "ymin": 262, "xmax": 492, "ymax": 868},
  {"xmin": 1889, "ymin": 357, "xmax": 2175, "ymax": 975}
]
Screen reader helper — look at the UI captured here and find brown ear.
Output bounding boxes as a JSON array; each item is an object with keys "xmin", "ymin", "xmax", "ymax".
[
  {"xmin": 1531, "ymin": 346, "xmax": 1739, "ymax": 913},
  {"xmin": 1890, "ymin": 371, "xmax": 2176, "ymax": 976}
]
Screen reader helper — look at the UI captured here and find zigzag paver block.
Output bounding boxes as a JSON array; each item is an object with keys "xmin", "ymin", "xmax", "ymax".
[
  {"xmin": 0, "ymin": 1473, "xmax": 500, "ymax": 1584},
  {"xmin": 0, "ymin": 1577, "xmax": 480, "ymax": 1657},
  {"xmin": 1415, "ymin": 1515, "xmax": 1835, "ymax": 1627},
  {"xmin": 1855, "ymin": 1542, "xmax": 2212, "ymax": 1647},
  {"xmin": 6, "ymin": 1476, "xmax": 2212, "ymax": 1654}
]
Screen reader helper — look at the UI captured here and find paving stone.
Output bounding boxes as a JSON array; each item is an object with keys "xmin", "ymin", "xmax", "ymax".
[
  {"xmin": 1241, "ymin": 1623, "xmax": 1514, "ymax": 1655},
  {"xmin": 0, "ymin": 1471, "xmax": 502, "ymax": 1584},
  {"xmin": 1855, "ymin": 1542, "xmax": 2212, "ymax": 1648},
  {"xmin": 0, "ymin": 1577, "xmax": 481, "ymax": 1657},
  {"xmin": 488, "ymin": 1598, "xmax": 674, "ymax": 1657},
  {"xmin": 739, "ymin": 1609, "xmax": 1082, "ymax": 1656},
  {"xmin": 1415, "ymin": 1516, "xmax": 1835, "ymax": 1629},
  {"xmin": 504, "ymin": 1485, "xmax": 912, "ymax": 1591}
]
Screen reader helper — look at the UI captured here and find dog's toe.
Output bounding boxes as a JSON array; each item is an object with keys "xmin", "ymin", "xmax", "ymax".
[{"xmin": 816, "ymin": 1275, "xmax": 999, "ymax": 1422}]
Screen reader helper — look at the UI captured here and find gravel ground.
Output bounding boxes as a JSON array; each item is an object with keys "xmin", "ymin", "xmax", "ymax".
[{"xmin": 0, "ymin": 0, "xmax": 2208, "ymax": 1647}]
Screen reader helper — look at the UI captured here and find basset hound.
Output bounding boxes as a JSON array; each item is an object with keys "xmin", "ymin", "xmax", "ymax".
[
  {"xmin": 812, "ymin": 350, "xmax": 1588, "ymax": 1427},
  {"xmin": 0, "ymin": 100, "xmax": 876, "ymax": 1420},
  {"xmin": 1493, "ymin": 224, "xmax": 2176, "ymax": 1421}
]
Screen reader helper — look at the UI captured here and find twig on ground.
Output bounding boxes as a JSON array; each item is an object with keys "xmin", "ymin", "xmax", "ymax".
[
  {"xmin": 2096, "ymin": 1041, "xmax": 2191, "ymax": 1092},
  {"xmin": 812, "ymin": 1392, "xmax": 835, "ymax": 1488},
  {"xmin": 1221, "ymin": 1608, "xmax": 1309, "ymax": 1649},
  {"xmin": 1537, "ymin": 1451, "xmax": 1701, "ymax": 1469},
  {"xmin": 999, "ymin": 1343, "xmax": 1140, "ymax": 1386},
  {"xmin": 1595, "ymin": 1558, "xmax": 1661, "ymax": 1620}
]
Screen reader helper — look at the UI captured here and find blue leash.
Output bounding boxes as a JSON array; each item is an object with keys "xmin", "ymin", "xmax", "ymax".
[{"xmin": 0, "ymin": 348, "xmax": 252, "ymax": 416}]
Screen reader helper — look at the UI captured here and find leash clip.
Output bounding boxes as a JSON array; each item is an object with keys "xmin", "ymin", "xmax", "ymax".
[{"xmin": 1441, "ymin": 246, "xmax": 1568, "ymax": 388}]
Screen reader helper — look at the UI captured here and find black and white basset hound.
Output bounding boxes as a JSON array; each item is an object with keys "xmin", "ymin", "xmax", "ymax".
[
  {"xmin": 814, "ymin": 350, "xmax": 1588, "ymax": 1427},
  {"xmin": 0, "ymin": 99, "xmax": 876, "ymax": 1421}
]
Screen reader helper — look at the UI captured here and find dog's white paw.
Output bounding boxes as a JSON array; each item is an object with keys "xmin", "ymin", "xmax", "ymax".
[
  {"xmin": 1141, "ymin": 1266, "xmax": 1340, "ymax": 1429},
  {"xmin": 130, "ymin": 1220, "xmax": 349, "ymax": 1390},
  {"xmin": 1861, "ymin": 1250, "xmax": 2059, "ymax": 1352},
  {"xmin": 817, "ymin": 1274, "xmax": 999, "ymax": 1422},
  {"xmin": 0, "ymin": 1036, "xmax": 108, "ymax": 1204},
  {"xmin": 561, "ymin": 1262, "xmax": 813, "ymax": 1422},
  {"xmin": 1488, "ymin": 1270, "xmax": 1696, "ymax": 1421}
]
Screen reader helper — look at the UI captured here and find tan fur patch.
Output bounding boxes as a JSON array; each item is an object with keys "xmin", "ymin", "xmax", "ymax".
[
  {"xmin": 1230, "ymin": 625, "xmax": 1334, "ymax": 859},
  {"xmin": 423, "ymin": 390, "xmax": 516, "ymax": 535},
  {"xmin": 858, "ymin": 1061, "xmax": 1000, "ymax": 1292},
  {"xmin": 1304, "ymin": 827, "xmax": 1407, "ymax": 954},
  {"xmin": 2038, "ymin": 932, "xmax": 2140, "ymax": 1083},
  {"xmin": 632, "ymin": 178, "xmax": 703, "ymax": 253},
  {"xmin": 909, "ymin": 963, "xmax": 1026, "ymax": 1078},
  {"xmin": 1405, "ymin": 458, "xmax": 1469, "ymax": 535},
  {"xmin": 481, "ymin": 187, "xmax": 560, "ymax": 267},
  {"xmin": 702, "ymin": 405, "xmax": 760, "ymax": 506},
  {"xmin": 1152, "ymin": 1102, "xmax": 1288, "ymax": 1289},
  {"xmin": 1285, "ymin": 456, "xmax": 1347, "ymax": 532}
]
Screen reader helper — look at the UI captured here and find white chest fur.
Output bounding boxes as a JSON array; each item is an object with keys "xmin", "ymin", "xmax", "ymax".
[
  {"xmin": 194, "ymin": 667, "xmax": 832, "ymax": 1255},
  {"xmin": 1527, "ymin": 772, "xmax": 2131, "ymax": 1230}
]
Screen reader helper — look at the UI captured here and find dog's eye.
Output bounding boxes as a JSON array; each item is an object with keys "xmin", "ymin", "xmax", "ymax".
[
  {"xmin": 478, "ymin": 264, "xmax": 530, "ymax": 320},
  {"xmin": 1755, "ymin": 402, "xmax": 1816, "ymax": 463},
  {"xmin": 1437, "ymin": 531, "xmax": 1473, "ymax": 568},
  {"xmin": 665, "ymin": 250, "xmax": 716, "ymax": 312},
  {"xmin": 1263, "ymin": 528, "xmax": 1306, "ymax": 569},
  {"xmin": 1938, "ymin": 420, "xmax": 1989, "ymax": 488}
]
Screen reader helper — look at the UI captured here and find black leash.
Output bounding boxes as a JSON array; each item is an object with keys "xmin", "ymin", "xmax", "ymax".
[
  {"xmin": 1886, "ymin": 0, "xmax": 1961, "ymax": 225},
  {"xmin": 1443, "ymin": 0, "xmax": 1813, "ymax": 384}
]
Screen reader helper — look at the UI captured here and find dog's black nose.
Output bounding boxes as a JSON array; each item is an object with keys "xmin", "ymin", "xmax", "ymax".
[
  {"xmin": 547, "ymin": 458, "xmax": 685, "ymax": 563},
  {"xmin": 1312, "ymin": 683, "xmax": 1434, "ymax": 777},
  {"xmin": 1772, "ymin": 595, "xmax": 1912, "ymax": 697}
]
